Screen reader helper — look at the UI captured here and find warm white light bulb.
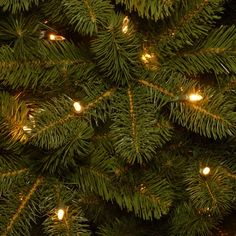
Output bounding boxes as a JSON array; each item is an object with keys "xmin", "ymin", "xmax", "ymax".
[
  {"xmin": 57, "ymin": 209, "xmax": 65, "ymax": 220},
  {"xmin": 202, "ymin": 166, "xmax": 210, "ymax": 176},
  {"xmin": 49, "ymin": 34, "xmax": 65, "ymax": 41},
  {"xmin": 122, "ymin": 25, "xmax": 128, "ymax": 34},
  {"xmin": 122, "ymin": 16, "xmax": 129, "ymax": 34},
  {"xmin": 49, "ymin": 34, "xmax": 56, "ymax": 40},
  {"xmin": 188, "ymin": 94, "xmax": 203, "ymax": 102},
  {"xmin": 141, "ymin": 53, "xmax": 152, "ymax": 63},
  {"xmin": 23, "ymin": 126, "xmax": 32, "ymax": 133},
  {"xmin": 73, "ymin": 101, "xmax": 82, "ymax": 112}
]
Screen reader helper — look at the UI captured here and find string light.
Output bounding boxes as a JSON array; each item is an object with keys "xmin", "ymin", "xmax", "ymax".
[
  {"xmin": 188, "ymin": 93, "xmax": 203, "ymax": 102},
  {"xmin": 141, "ymin": 53, "xmax": 153, "ymax": 64},
  {"xmin": 122, "ymin": 16, "xmax": 129, "ymax": 34},
  {"xmin": 49, "ymin": 34, "xmax": 65, "ymax": 41},
  {"xmin": 200, "ymin": 166, "xmax": 211, "ymax": 176},
  {"xmin": 139, "ymin": 183, "xmax": 146, "ymax": 193},
  {"xmin": 23, "ymin": 126, "xmax": 32, "ymax": 133},
  {"xmin": 73, "ymin": 101, "xmax": 82, "ymax": 113},
  {"xmin": 57, "ymin": 208, "xmax": 65, "ymax": 220}
]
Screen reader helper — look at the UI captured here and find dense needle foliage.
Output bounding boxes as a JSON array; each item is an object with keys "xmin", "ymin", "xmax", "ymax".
[{"xmin": 0, "ymin": 0, "xmax": 236, "ymax": 235}]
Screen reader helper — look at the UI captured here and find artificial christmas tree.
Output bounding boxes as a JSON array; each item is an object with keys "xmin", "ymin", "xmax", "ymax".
[{"xmin": 0, "ymin": 0, "xmax": 236, "ymax": 235}]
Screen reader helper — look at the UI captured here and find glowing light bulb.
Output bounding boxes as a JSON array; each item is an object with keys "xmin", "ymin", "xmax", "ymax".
[
  {"xmin": 73, "ymin": 101, "xmax": 82, "ymax": 112},
  {"xmin": 49, "ymin": 34, "xmax": 65, "ymax": 41},
  {"xmin": 201, "ymin": 166, "xmax": 211, "ymax": 176},
  {"xmin": 122, "ymin": 16, "xmax": 129, "ymax": 34},
  {"xmin": 188, "ymin": 94, "xmax": 203, "ymax": 102},
  {"xmin": 23, "ymin": 126, "xmax": 32, "ymax": 133},
  {"xmin": 141, "ymin": 53, "xmax": 152, "ymax": 63},
  {"xmin": 49, "ymin": 34, "xmax": 56, "ymax": 40},
  {"xmin": 57, "ymin": 209, "xmax": 65, "ymax": 220}
]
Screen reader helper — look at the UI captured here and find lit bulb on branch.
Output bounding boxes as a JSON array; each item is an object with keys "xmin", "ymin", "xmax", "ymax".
[
  {"xmin": 23, "ymin": 126, "xmax": 32, "ymax": 133},
  {"xmin": 73, "ymin": 101, "xmax": 82, "ymax": 113},
  {"xmin": 122, "ymin": 16, "xmax": 129, "ymax": 34},
  {"xmin": 200, "ymin": 166, "xmax": 211, "ymax": 176},
  {"xmin": 188, "ymin": 93, "xmax": 203, "ymax": 102},
  {"xmin": 141, "ymin": 53, "xmax": 153, "ymax": 63},
  {"xmin": 57, "ymin": 208, "xmax": 65, "ymax": 220},
  {"xmin": 49, "ymin": 34, "xmax": 65, "ymax": 41}
]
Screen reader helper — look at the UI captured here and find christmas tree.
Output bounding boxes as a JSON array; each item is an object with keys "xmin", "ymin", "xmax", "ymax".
[{"xmin": 0, "ymin": 0, "xmax": 236, "ymax": 235}]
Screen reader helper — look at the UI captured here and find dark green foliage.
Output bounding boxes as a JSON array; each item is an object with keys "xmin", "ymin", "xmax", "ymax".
[
  {"xmin": 157, "ymin": 0, "xmax": 225, "ymax": 55},
  {"xmin": 170, "ymin": 88, "xmax": 236, "ymax": 139},
  {"xmin": 168, "ymin": 26, "xmax": 236, "ymax": 75},
  {"xmin": 98, "ymin": 218, "xmax": 149, "ymax": 236},
  {"xmin": 63, "ymin": 0, "xmax": 113, "ymax": 36},
  {"xmin": 0, "ymin": 15, "xmax": 41, "ymax": 57},
  {"xmin": 0, "ymin": 0, "xmax": 236, "ymax": 235},
  {"xmin": 0, "ymin": 41, "xmax": 85, "ymax": 89},
  {"xmin": 40, "ymin": 182, "xmax": 91, "ymax": 236},
  {"xmin": 115, "ymin": 0, "xmax": 178, "ymax": 21},
  {"xmin": 0, "ymin": 0, "xmax": 41, "ymax": 13},
  {"xmin": 185, "ymin": 161, "xmax": 235, "ymax": 217},
  {"xmin": 170, "ymin": 202, "xmax": 221, "ymax": 236},
  {"xmin": 91, "ymin": 14, "xmax": 140, "ymax": 85},
  {"xmin": 111, "ymin": 87, "xmax": 173, "ymax": 163},
  {"xmin": 0, "ymin": 177, "xmax": 42, "ymax": 236}
]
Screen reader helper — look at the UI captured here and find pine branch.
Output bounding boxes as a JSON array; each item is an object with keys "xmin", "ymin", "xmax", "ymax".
[
  {"xmin": 170, "ymin": 202, "xmax": 221, "ymax": 236},
  {"xmin": 62, "ymin": 0, "xmax": 113, "ymax": 35},
  {"xmin": 170, "ymin": 89, "xmax": 236, "ymax": 139},
  {"xmin": 115, "ymin": 0, "xmax": 177, "ymax": 21},
  {"xmin": 185, "ymin": 161, "xmax": 235, "ymax": 217},
  {"xmin": 0, "ymin": 0, "xmax": 40, "ymax": 13},
  {"xmin": 0, "ymin": 41, "xmax": 85, "ymax": 89},
  {"xmin": 91, "ymin": 14, "xmax": 140, "ymax": 85},
  {"xmin": 111, "ymin": 86, "xmax": 173, "ymax": 164},
  {"xmin": 167, "ymin": 26, "xmax": 236, "ymax": 75},
  {"xmin": 0, "ymin": 92, "xmax": 30, "ymax": 142},
  {"xmin": 157, "ymin": 0, "xmax": 224, "ymax": 55},
  {"xmin": 39, "ymin": 182, "xmax": 90, "ymax": 236},
  {"xmin": 0, "ymin": 177, "xmax": 43, "ymax": 236},
  {"xmin": 0, "ymin": 15, "xmax": 41, "ymax": 57}
]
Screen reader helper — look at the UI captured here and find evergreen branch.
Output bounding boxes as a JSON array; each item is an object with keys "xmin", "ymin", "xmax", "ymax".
[
  {"xmin": 111, "ymin": 87, "xmax": 173, "ymax": 163},
  {"xmin": 115, "ymin": 0, "xmax": 176, "ymax": 21},
  {"xmin": 29, "ymin": 114, "xmax": 73, "ymax": 141},
  {"xmin": 29, "ymin": 87, "xmax": 114, "ymax": 149},
  {"xmin": 62, "ymin": 0, "xmax": 113, "ymax": 35},
  {"xmin": 157, "ymin": 0, "xmax": 224, "ymax": 54},
  {"xmin": 138, "ymin": 79, "xmax": 175, "ymax": 97},
  {"xmin": 127, "ymin": 87, "xmax": 139, "ymax": 154},
  {"xmin": 40, "ymin": 0, "xmax": 68, "ymax": 24},
  {"xmin": 185, "ymin": 162, "xmax": 235, "ymax": 217},
  {"xmin": 0, "ymin": 15, "xmax": 41, "ymax": 57},
  {"xmin": 0, "ymin": 42, "xmax": 85, "ymax": 89},
  {"xmin": 98, "ymin": 218, "xmax": 141, "ymax": 236},
  {"xmin": 167, "ymin": 26, "xmax": 236, "ymax": 75},
  {"xmin": 0, "ymin": 0, "xmax": 40, "ymax": 13},
  {"xmin": 91, "ymin": 14, "xmax": 139, "ymax": 85},
  {"xmin": 160, "ymin": 0, "xmax": 209, "ymax": 41},
  {"xmin": 80, "ymin": 77, "xmax": 116, "ymax": 122},
  {"xmin": 43, "ymin": 206, "xmax": 90, "ymax": 236},
  {"xmin": 0, "ymin": 91, "xmax": 29, "ymax": 142},
  {"xmin": 189, "ymin": 104, "xmax": 231, "ymax": 125},
  {"xmin": 84, "ymin": 87, "xmax": 116, "ymax": 111},
  {"xmin": 204, "ymin": 181, "xmax": 217, "ymax": 206},
  {"xmin": 170, "ymin": 202, "xmax": 221, "ymax": 236},
  {"xmin": 178, "ymin": 47, "xmax": 228, "ymax": 56},
  {"xmin": 0, "ymin": 168, "xmax": 28, "ymax": 178},
  {"xmin": 170, "ymin": 92, "xmax": 236, "ymax": 139},
  {"xmin": 1, "ymin": 176, "xmax": 43, "ymax": 236},
  {"xmin": 40, "ymin": 182, "xmax": 90, "ymax": 236}
]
